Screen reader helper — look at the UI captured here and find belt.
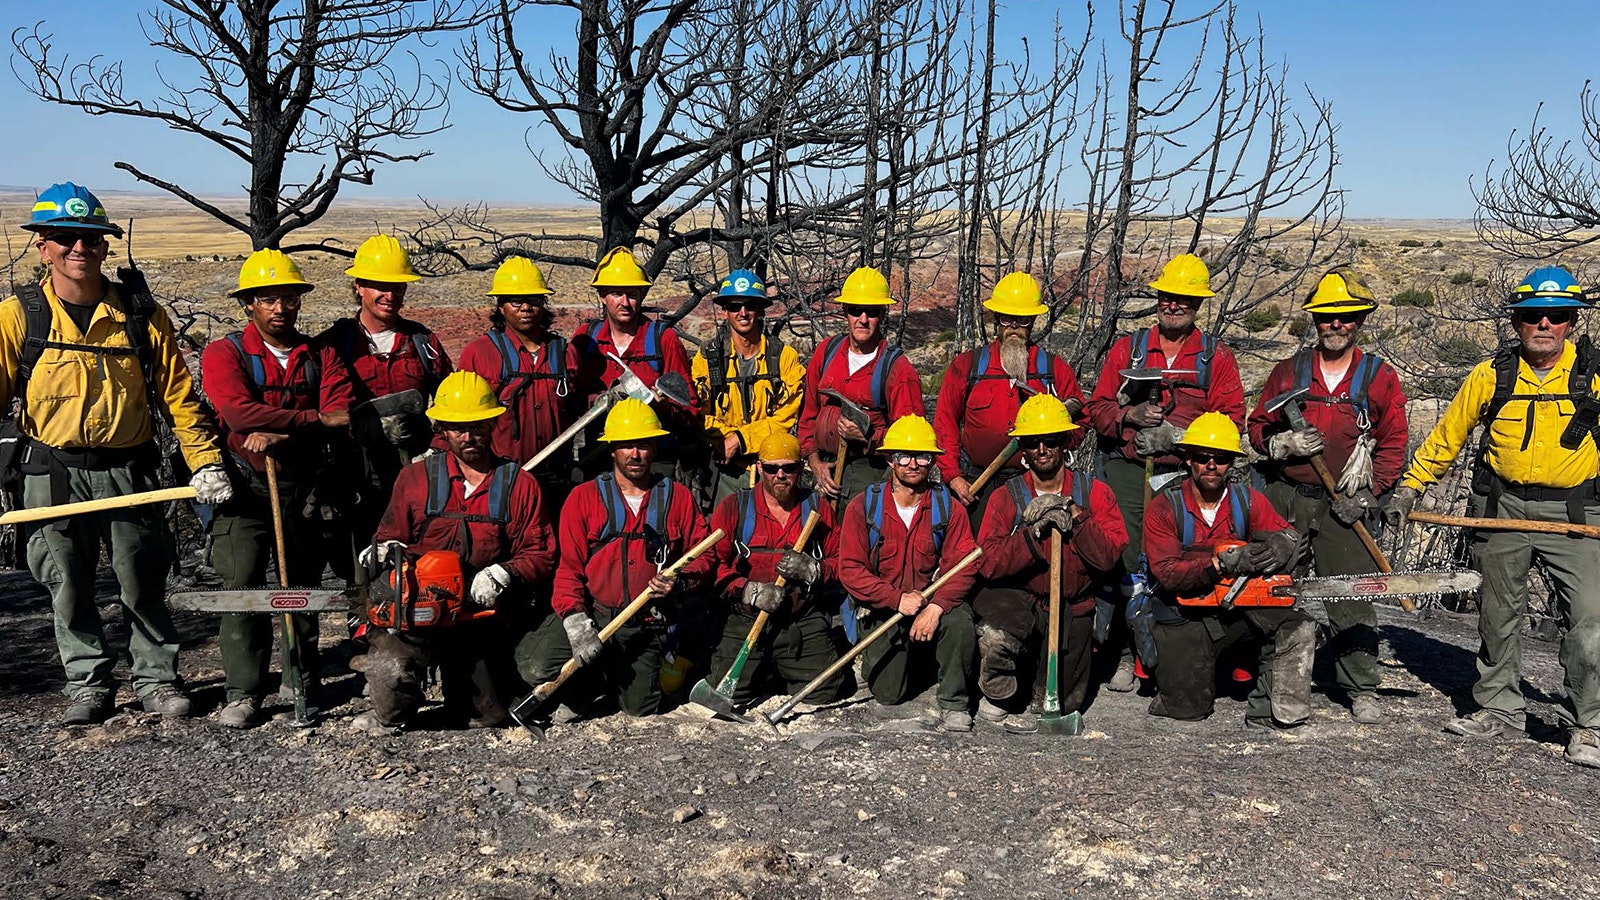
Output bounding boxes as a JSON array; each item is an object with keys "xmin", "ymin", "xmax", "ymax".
[
  {"xmin": 1499, "ymin": 480, "xmax": 1591, "ymax": 502},
  {"xmin": 24, "ymin": 439, "xmax": 157, "ymax": 472}
]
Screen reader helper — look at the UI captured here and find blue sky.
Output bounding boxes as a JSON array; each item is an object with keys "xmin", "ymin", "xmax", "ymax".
[{"xmin": 0, "ymin": 0, "xmax": 1595, "ymax": 218}]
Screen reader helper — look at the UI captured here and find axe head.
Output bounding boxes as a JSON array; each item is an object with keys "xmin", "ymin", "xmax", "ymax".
[
  {"xmin": 687, "ymin": 678, "xmax": 754, "ymax": 723},
  {"xmin": 1148, "ymin": 470, "xmax": 1187, "ymax": 494},
  {"xmin": 821, "ymin": 388, "xmax": 873, "ymax": 441},
  {"xmin": 1263, "ymin": 385, "xmax": 1311, "ymax": 415},
  {"xmin": 604, "ymin": 353, "xmax": 656, "ymax": 403},
  {"xmin": 654, "ymin": 371, "xmax": 694, "ymax": 409},
  {"xmin": 359, "ymin": 389, "xmax": 426, "ymax": 418},
  {"xmin": 1119, "ymin": 367, "xmax": 1198, "ymax": 382}
]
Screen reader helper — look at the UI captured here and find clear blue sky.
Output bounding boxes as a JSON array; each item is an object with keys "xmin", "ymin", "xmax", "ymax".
[{"xmin": 0, "ymin": 0, "xmax": 1595, "ymax": 218}]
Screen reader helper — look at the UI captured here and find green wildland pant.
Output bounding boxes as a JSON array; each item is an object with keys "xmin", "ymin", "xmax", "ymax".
[
  {"xmin": 515, "ymin": 605, "xmax": 670, "ymax": 717},
  {"xmin": 705, "ymin": 605, "xmax": 854, "ymax": 705},
  {"xmin": 857, "ymin": 602, "xmax": 976, "ymax": 712}
]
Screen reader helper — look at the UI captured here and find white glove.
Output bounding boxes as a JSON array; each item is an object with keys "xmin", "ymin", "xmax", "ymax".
[
  {"xmin": 470, "ymin": 564, "xmax": 510, "ymax": 608},
  {"xmin": 189, "ymin": 464, "xmax": 233, "ymax": 505},
  {"xmin": 563, "ymin": 615, "xmax": 603, "ymax": 667},
  {"xmin": 359, "ymin": 540, "xmax": 406, "ymax": 568},
  {"xmin": 1336, "ymin": 433, "xmax": 1376, "ymax": 495},
  {"xmin": 1267, "ymin": 428, "xmax": 1324, "ymax": 460}
]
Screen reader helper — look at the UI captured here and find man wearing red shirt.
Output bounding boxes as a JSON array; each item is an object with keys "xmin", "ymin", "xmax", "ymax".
[
  {"xmin": 704, "ymin": 433, "xmax": 852, "ymax": 704},
  {"xmin": 934, "ymin": 273, "xmax": 1086, "ymax": 516},
  {"xmin": 515, "ymin": 398, "xmax": 713, "ymax": 718},
  {"xmin": 200, "ymin": 250, "xmax": 356, "ymax": 729},
  {"xmin": 974, "ymin": 395, "xmax": 1127, "ymax": 729},
  {"xmin": 838, "ymin": 415, "xmax": 979, "ymax": 731},
  {"xmin": 1247, "ymin": 268, "xmax": 1407, "ymax": 725},
  {"xmin": 353, "ymin": 372, "xmax": 556, "ymax": 731},
  {"xmin": 1142, "ymin": 413, "xmax": 1311, "ymax": 728},
  {"xmin": 801, "ymin": 267, "xmax": 925, "ymax": 502}
]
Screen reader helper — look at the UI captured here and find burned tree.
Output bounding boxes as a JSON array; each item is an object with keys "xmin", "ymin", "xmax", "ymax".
[{"xmin": 1475, "ymin": 81, "xmax": 1600, "ymax": 257}]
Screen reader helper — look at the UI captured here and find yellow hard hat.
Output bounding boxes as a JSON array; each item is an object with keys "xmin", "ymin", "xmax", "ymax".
[
  {"xmin": 427, "ymin": 371, "xmax": 506, "ymax": 423},
  {"xmin": 345, "ymin": 235, "xmax": 421, "ymax": 283},
  {"xmin": 592, "ymin": 247, "xmax": 652, "ymax": 289},
  {"xmin": 488, "ymin": 256, "xmax": 552, "ymax": 297},
  {"xmin": 983, "ymin": 272, "xmax": 1047, "ymax": 317},
  {"xmin": 232, "ymin": 248, "xmax": 314, "ymax": 298},
  {"xmin": 1177, "ymin": 411, "xmax": 1242, "ymax": 455},
  {"xmin": 1303, "ymin": 267, "xmax": 1377, "ymax": 314},
  {"xmin": 1148, "ymin": 253, "xmax": 1215, "ymax": 298},
  {"xmin": 758, "ymin": 432, "xmax": 802, "ymax": 462},
  {"xmin": 1009, "ymin": 393, "xmax": 1079, "ymax": 437},
  {"xmin": 835, "ymin": 266, "xmax": 894, "ymax": 306},
  {"xmin": 878, "ymin": 415, "xmax": 942, "ymax": 454},
  {"xmin": 600, "ymin": 397, "xmax": 669, "ymax": 442}
]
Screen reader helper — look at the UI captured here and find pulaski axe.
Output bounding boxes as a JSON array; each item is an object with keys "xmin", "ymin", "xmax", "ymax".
[{"xmin": 522, "ymin": 354, "xmax": 692, "ymax": 473}]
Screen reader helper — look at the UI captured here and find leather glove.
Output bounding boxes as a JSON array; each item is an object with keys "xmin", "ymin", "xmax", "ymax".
[
  {"xmin": 562, "ymin": 615, "xmax": 603, "ymax": 667},
  {"xmin": 1245, "ymin": 531, "xmax": 1301, "ymax": 574},
  {"xmin": 1336, "ymin": 434, "xmax": 1376, "ymax": 495},
  {"xmin": 1022, "ymin": 493, "xmax": 1076, "ymax": 540},
  {"xmin": 380, "ymin": 413, "xmax": 418, "ymax": 446},
  {"xmin": 1267, "ymin": 428, "xmax": 1325, "ymax": 460},
  {"xmin": 1381, "ymin": 485, "xmax": 1419, "ymax": 531},
  {"xmin": 775, "ymin": 549, "xmax": 822, "ymax": 586},
  {"xmin": 1029, "ymin": 507, "xmax": 1076, "ymax": 541},
  {"xmin": 359, "ymin": 540, "xmax": 406, "ymax": 568},
  {"xmin": 1133, "ymin": 421, "xmax": 1184, "ymax": 457},
  {"xmin": 1216, "ymin": 543, "xmax": 1255, "ymax": 577},
  {"xmin": 741, "ymin": 580, "xmax": 784, "ymax": 613},
  {"xmin": 1329, "ymin": 488, "xmax": 1379, "ymax": 526},
  {"xmin": 469, "ymin": 564, "xmax": 510, "ymax": 608},
  {"xmin": 189, "ymin": 463, "xmax": 233, "ymax": 505}
]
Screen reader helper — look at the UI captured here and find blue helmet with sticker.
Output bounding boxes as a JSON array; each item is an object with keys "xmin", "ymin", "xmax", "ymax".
[
  {"xmin": 22, "ymin": 183, "xmax": 123, "ymax": 237},
  {"xmin": 717, "ymin": 269, "xmax": 767, "ymax": 301},
  {"xmin": 1506, "ymin": 266, "xmax": 1590, "ymax": 309}
]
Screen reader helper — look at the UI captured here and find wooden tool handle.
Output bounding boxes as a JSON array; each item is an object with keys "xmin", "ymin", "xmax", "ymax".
[
  {"xmin": 742, "ymin": 511, "xmax": 825, "ymax": 639},
  {"xmin": 1047, "ymin": 533, "xmax": 1062, "ymax": 659},
  {"xmin": 1408, "ymin": 509, "xmax": 1600, "ymax": 539},
  {"xmin": 924, "ymin": 546, "xmax": 984, "ymax": 599},
  {"xmin": 0, "ymin": 485, "xmax": 197, "ymax": 526},
  {"xmin": 264, "ymin": 460, "xmax": 290, "ymax": 590},
  {"xmin": 524, "ymin": 395, "xmax": 612, "ymax": 472},
  {"xmin": 1309, "ymin": 453, "xmax": 1398, "ymax": 582},
  {"xmin": 968, "ymin": 439, "xmax": 1019, "ymax": 497}
]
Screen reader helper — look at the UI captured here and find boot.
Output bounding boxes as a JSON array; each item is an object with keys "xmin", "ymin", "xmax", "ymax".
[
  {"xmin": 1443, "ymin": 709, "xmax": 1517, "ymax": 739},
  {"xmin": 1349, "ymin": 694, "xmax": 1382, "ymax": 725},
  {"xmin": 1106, "ymin": 658, "xmax": 1138, "ymax": 693},
  {"xmin": 138, "ymin": 684, "xmax": 194, "ymax": 718},
  {"xmin": 977, "ymin": 697, "xmax": 1010, "ymax": 725},
  {"xmin": 1566, "ymin": 728, "xmax": 1600, "ymax": 768},
  {"xmin": 219, "ymin": 697, "xmax": 262, "ymax": 730},
  {"xmin": 61, "ymin": 693, "xmax": 114, "ymax": 726}
]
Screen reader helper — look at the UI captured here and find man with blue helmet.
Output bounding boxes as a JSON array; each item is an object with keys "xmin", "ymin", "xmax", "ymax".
[{"xmin": 1385, "ymin": 266, "xmax": 1600, "ymax": 768}]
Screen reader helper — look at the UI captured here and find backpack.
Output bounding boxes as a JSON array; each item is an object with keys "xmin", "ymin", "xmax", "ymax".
[
  {"xmin": 584, "ymin": 319, "xmax": 664, "ymax": 374},
  {"xmin": 591, "ymin": 471, "xmax": 675, "ymax": 562},
  {"xmin": 486, "ymin": 329, "xmax": 569, "ymax": 440},
  {"xmin": 1164, "ymin": 483, "xmax": 1251, "ymax": 552},
  {"xmin": 1291, "ymin": 348, "xmax": 1383, "ymax": 432},
  {"xmin": 329, "ymin": 317, "xmax": 442, "ymax": 384},
  {"xmin": 965, "ymin": 343, "xmax": 1057, "ymax": 397},
  {"xmin": 862, "ymin": 481, "xmax": 951, "ymax": 568},
  {"xmin": 820, "ymin": 335, "xmax": 904, "ymax": 411},
  {"xmin": 224, "ymin": 332, "xmax": 321, "ymax": 400},
  {"xmin": 423, "ymin": 452, "xmax": 518, "ymax": 558},
  {"xmin": 1472, "ymin": 338, "xmax": 1600, "ymax": 500},
  {"xmin": 732, "ymin": 486, "xmax": 819, "ymax": 558},
  {"xmin": 1003, "ymin": 470, "xmax": 1091, "ymax": 533},
  {"xmin": 14, "ymin": 279, "xmax": 161, "ymax": 413},
  {"xmin": 1130, "ymin": 328, "xmax": 1217, "ymax": 390},
  {"xmin": 706, "ymin": 328, "xmax": 788, "ymax": 408}
]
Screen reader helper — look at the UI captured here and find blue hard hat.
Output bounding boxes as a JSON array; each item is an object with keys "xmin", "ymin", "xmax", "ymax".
[
  {"xmin": 22, "ymin": 183, "xmax": 123, "ymax": 237},
  {"xmin": 717, "ymin": 269, "xmax": 768, "ymax": 301},
  {"xmin": 1506, "ymin": 266, "xmax": 1590, "ymax": 309}
]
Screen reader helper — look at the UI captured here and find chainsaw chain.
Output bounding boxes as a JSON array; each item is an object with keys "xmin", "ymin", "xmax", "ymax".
[{"xmin": 1293, "ymin": 568, "xmax": 1478, "ymax": 602}]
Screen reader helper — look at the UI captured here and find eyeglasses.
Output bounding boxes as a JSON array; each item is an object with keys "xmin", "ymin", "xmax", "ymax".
[
  {"xmin": 889, "ymin": 452, "xmax": 934, "ymax": 467},
  {"xmin": 1188, "ymin": 451, "xmax": 1234, "ymax": 466},
  {"xmin": 249, "ymin": 293, "xmax": 303, "ymax": 309},
  {"xmin": 719, "ymin": 300, "xmax": 769, "ymax": 313},
  {"xmin": 501, "ymin": 297, "xmax": 548, "ymax": 308},
  {"xmin": 1020, "ymin": 435, "xmax": 1067, "ymax": 450},
  {"xmin": 1515, "ymin": 309, "xmax": 1576, "ymax": 326},
  {"xmin": 44, "ymin": 232, "xmax": 106, "ymax": 249},
  {"xmin": 995, "ymin": 315, "xmax": 1035, "ymax": 328},
  {"xmin": 1156, "ymin": 294, "xmax": 1200, "ymax": 309},
  {"xmin": 760, "ymin": 462, "xmax": 801, "ymax": 475},
  {"xmin": 842, "ymin": 306, "xmax": 886, "ymax": 320}
]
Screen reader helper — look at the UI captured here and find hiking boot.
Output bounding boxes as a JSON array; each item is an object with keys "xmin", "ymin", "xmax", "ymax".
[
  {"xmin": 138, "ymin": 685, "xmax": 194, "ymax": 718},
  {"xmin": 61, "ymin": 693, "xmax": 113, "ymax": 726},
  {"xmin": 1349, "ymin": 694, "xmax": 1382, "ymax": 725},
  {"xmin": 1244, "ymin": 715, "xmax": 1301, "ymax": 732},
  {"xmin": 1565, "ymin": 729, "xmax": 1600, "ymax": 769},
  {"xmin": 350, "ymin": 712, "xmax": 399, "ymax": 736},
  {"xmin": 977, "ymin": 697, "xmax": 1010, "ymax": 725},
  {"xmin": 1107, "ymin": 659, "xmax": 1138, "ymax": 693},
  {"xmin": 1444, "ymin": 710, "xmax": 1515, "ymax": 739},
  {"xmin": 939, "ymin": 709, "xmax": 974, "ymax": 733},
  {"xmin": 219, "ymin": 697, "xmax": 262, "ymax": 730}
]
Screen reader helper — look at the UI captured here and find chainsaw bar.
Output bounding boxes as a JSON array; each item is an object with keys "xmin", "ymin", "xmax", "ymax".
[
  {"xmin": 1280, "ymin": 569, "xmax": 1481, "ymax": 602},
  {"xmin": 168, "ymin": 588, "xmax": 359, "ymax": 614}
]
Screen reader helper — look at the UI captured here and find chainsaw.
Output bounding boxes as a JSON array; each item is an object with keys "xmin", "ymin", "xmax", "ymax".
[{"xmin": 168, "ymin": 588, "xmax": 358, "ymax": 614}]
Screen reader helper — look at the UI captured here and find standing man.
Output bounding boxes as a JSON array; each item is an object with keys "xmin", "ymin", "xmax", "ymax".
[
  {"xmin": 1383, "ymin": 267, "xmax": 1600, "ymax": 768},
  {"xmin": 691, "ymin": 270, "xmax": 806, "ymax": 506},
  {"xmin": 934, "ymin": 272, "xmax": 1087, "ymax": 516},
  {"xmin": 3, "ymin": 182, "xmax": 232, "ymax": 725},
  {"xmin": 704, "ymin": 433, "xmax": 852, "ymax": 705},
  {"xmin": 516, "ymin": 398, "xmax": 713, "ymax": 718},
  {"xmin": 1084, "ymin": 253, "xmax": 1246, "ymax": 691},
  {"xmin": 973, "ymin": 395, "xmax": 1126, "ymax": 728},
  {"xmin": 800, "ymin": 267, "xmax": 925, "ymax": 501},
  {"xmin": 356, "ymin": 372, "xmax": 555, "ymax": 731},
  {"xmin": 1248, "ymin": 267, "xmax": 1408, "ymax": 724},
  {"xmin": 837, "ymin": 415, "xmax": 979, "ymax": 731},
  {"xmin": 201, "ymin": 249, "xmax": 356, "ymax": 728},
  {"xmin": 1142, "ymin": 413, "xmax": 1310, "ymax": 728},
  {"xmin": 456, "ymin": 256, "xmax": 581, "ymax": 495}
]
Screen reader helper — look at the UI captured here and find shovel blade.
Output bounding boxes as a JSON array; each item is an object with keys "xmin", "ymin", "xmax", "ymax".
[
  {"xmin": 1038, "ymin": 710, "xmax": 1084, "ymax": 736},
  {"xmin": 686, "ymin": 678, "xmax": 753, "ymax": 723}
]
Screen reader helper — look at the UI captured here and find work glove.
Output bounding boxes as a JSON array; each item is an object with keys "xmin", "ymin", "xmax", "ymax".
[
  {"xmin": 1245, "ymin": 531, "xmax": 1302, "ymax": 574},
  {"xmin": 1267, "ymin": 428, "xmax": 1325, "ymax": 460},
  {"xmin": 1133, "ymin": 421, "xmax": 1184, "ymax": 457},
  {"xmin": 469, "ymin": 564, "xmax": 510, "ymax": 608},
  {"xmin": 359, "ymin": 540, "xmax": 407, "ymax": 569},
  {"xmin": 775, "ymin": 549, "xmax": 822, "ymax": 586},
  {"xmin": 1336, "ymin": 434, "xmax": 1376, "ymax": 495},
  {"xmin": 1215, "ymin": 543, "xmax": 1255, "ymax": 577},
  {"xmin": 189, "ymin": 463, "xmax": 233, "ymax": 505},
  {"xmin": 1021, "ymin": 493, "xmax": 1075, "ymax": 540},
  {"xmin": 1329, "ymin": 488, "xmax": 1379, "ymax": 527},
  {"xmin": 380, "ymin": 413, "xmax": 418, "ymax": 446},
  {"xmin": 1381, "ymin": 485, "xmax": 1420, "ymax": 531},
  {"xmin": 562, "ymin": 615, "xmax": 603, "ymax": 667},
  {"xmin": 741, "ymin": 580, "xmax": 784, "ymax": 613}
]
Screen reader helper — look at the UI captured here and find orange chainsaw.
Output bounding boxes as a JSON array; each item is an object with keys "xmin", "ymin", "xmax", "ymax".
[{"xmin": 367, "ymin": 549, "xmax": 496, "ymax": 631}]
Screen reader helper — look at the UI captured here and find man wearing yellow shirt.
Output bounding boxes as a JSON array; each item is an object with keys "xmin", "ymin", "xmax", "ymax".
[
  {"xmin": 2, "ymin": 183, "xmax": 231, "ymax": 725},
  {"xmin": 1384, "ymin": 266, "xmax": 1600, "ymax": 768}
]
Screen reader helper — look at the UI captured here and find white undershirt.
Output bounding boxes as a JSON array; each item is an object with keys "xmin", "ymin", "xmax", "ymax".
[
  {"xmin": 1197, "ymin": 488, "xmax": 1227, "ymax": 527},
  {"xmin": 367, "ymin": 329, "xmax": 399, "ymax": 355},
  {"xmin": 1318, "ymin": 356, "xmax": 1351, "ymax": 392},
  {"xmin": 895, "ymin": 498, "xmax": 918, "ymax": 529},
  {"xmin": 264, "ymin": 343, "xmax": 293, "ymax": 368},
  {"xmin": 624, "ymin": 493, "xmax": 645, "ymax": 516},
  {"xmin": 847, "ymin": 347, "xmax": 879, "ymax": 376}
]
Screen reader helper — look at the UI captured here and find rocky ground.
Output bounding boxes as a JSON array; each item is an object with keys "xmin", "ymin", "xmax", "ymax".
[{"xmin": 0, "ymin": 567, "xmax": 1596, "ymax": 900}]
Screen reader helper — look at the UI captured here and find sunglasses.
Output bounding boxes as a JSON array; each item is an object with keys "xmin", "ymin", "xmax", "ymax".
[
  {"xmin": 760, "ymin": 462, "xmax": 801, "ymax": 476},
  {"xmin": 1188, "ymin": 451, "xmax": 1234, "ymax": 466},
  {"xmin": 719, "ymin": 300, "xmax": 769, "ymax": 313},
  {"xmin": 1020, "ymin": 435, "xmax": 1067, "ymax": 450},
  {"xmin": 250, "ymin": 294, "xmax": 303, "ymax": 309},
  {"xmin": 44, "ymin": 232, "xmax": 107, "ymax": 249},
  {"xmin": 843, "ymin": 306, "xmax": 886, "ymax": 320},
  {"xmin": 889, "ymin": 452, "xmax": 934, "ymax": 467},
  {"xmin": 1515, "ymin": 309, "xmax": 1576, "ymax": 326},
  {"xmin": 995, "ymin": 315, "xmax": 1035, "ymax": 328},
  {"xmin": 1310, "ymin": 312, "xmax": 1361, "ymax": 326}
]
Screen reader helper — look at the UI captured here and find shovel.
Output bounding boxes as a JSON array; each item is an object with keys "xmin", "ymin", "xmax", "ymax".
[
  {"xmin": 264, "ymin": 458, "xmax": 315, "ymax": 728},
  {"xmin": 1007, "ymin": 531, "xmax": 1083, "ymax": 736},
  {"xmin": 687, "ymin": 510, "xmax": 824, "ymax": 722}
]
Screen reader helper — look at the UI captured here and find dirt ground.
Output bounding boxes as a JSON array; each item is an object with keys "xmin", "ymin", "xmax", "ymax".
[{"xmin": 0, "ymin": 566, "xmax": 1595, "ymax": 900}]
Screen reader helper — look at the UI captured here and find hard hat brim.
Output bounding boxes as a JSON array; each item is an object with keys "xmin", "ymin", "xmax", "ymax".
[
  {"xmin": 488, "ymin": 288, "xmax": 554, "ymax": 297},
  {"xmin": 835, "ymin": 297, "xmax": 897, "ymax": 308},
  {"xmin": 1148, "ymin": 280, "xmax": 1215, "ymax": 299},
  {"xmin": 877, "ymin": 441, "xmax": 945, "ymax": 454},
  {"xmin": 231, "ymin": 282, "xmax": 315, "ymax": 299},
  {"xmin": 983, "ymin": 298, "xmax": 1049, "ymax": 317},
  {"xmin": 1303, "ymin": 301, "xmax": 1376, "ymax": 315},
  {"xmin": 592, "ymin": 276, "xmax": 653, "ymax": 288},
  {"xmin": 1176, "ymin": 439, "xmax": 1241, "ymax": 455},
  {"xmin": 1506, "ymin": 297, "xmax": 1592, "ymax": 309},
  {"xmin": 1009, "ymin": 421, "xmax": 1081, "ymax": 437},
  {"xmin": 347, "ymin": 267, "xmax": 422, "ymax": 284},
  {"xmin": 599, "ymin": 426, "xmax": 670, "ymax": 442},
  {"xmin": 21, "ymin": 219, "xmax": 124, "ymax": 238},
  {"xmin": 427, "ymin": 405, "xmax": 507, "ymax": 423}
]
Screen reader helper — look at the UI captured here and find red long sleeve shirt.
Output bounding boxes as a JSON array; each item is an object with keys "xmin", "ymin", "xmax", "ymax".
[
  {"xmin": 552, "ymin": 474, "xmax": 713, "ymax": 617},
  {"xmin": 933, "ymin": 343, "xmax": 1087, "ymax": 481},
  {"xmin": 1084, "ymin": 327, "xmax": 1245, "ymax": 465},
  {"xmin": 798, "ymin": 338, "xmax": 925, "ymax": 459},
  {"xmin": 573, "ymin": 318, "xmax": 700, "ymax": 416},
  {"xmin": 317, "ymin": 316, "xmax": 453, "ymax": 402},
  {"xmin": 1143, "ymin": 482, "xmax": 1293, "ymax": 597},
  {"xmin": 457, "ymin": 330, "xmax": 582, "ymax": 465},
  {"xmin": 1246, "ymin": 349, "xmax": 1409, "ymax": 495},
  {"xmin": 373, "ymin": 453, "xmax": 556, "ymax": 589},
  {"xmin": 975, "ymin": 472, "xmax": 1128, "ymax": 616},
  {"xmin": 838, "ymin": 485, "xmax": 978, "ymax": 613},
  {"xmin": 200, "ymin": 323, "xmax": 355, "ymax": 475},
  {"xmin": 709, "ymin": 489, "xmax": 839, "ymax": 614}
]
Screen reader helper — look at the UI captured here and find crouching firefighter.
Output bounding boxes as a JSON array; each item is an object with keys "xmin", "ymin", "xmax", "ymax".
[
  {"xmin": 199, "ymin": 249, "xmax": 356, "ymax": 729},
  {"xmin": 353, "ymin": 372, "xmax": 556, "ymax": 731},
  {"xmin": 704, "ymin": 433, "xmax": 854, "ymax": 706},
  {"xmin": 1141, "ymin": 413, "xmax": 1313, "ymax": 729},
  {"xmin": 973, "ymin": 395, "xmax": 1127, "ymax": 729},
  {"xmin": 515, "ymin": 398, "xmax": 713, "ymax": 718}
]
